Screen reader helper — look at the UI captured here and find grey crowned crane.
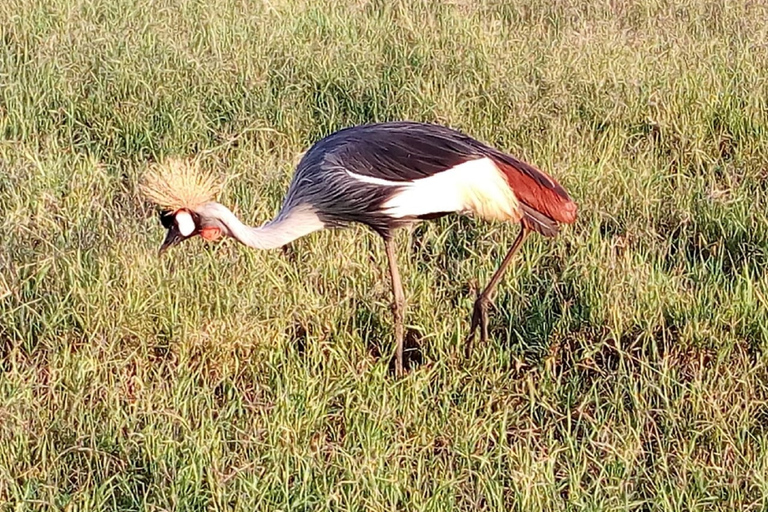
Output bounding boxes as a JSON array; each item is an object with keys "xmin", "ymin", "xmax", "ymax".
[{"xmin": 143, "ymin": 121, "xmax": 577, "ymax": 376}]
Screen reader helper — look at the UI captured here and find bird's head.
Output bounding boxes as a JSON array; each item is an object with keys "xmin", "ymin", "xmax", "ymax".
[
  {"xmin": 157, "ymin": 204, "xmax": 231, "ymax": 253},
  {"xmin": 140, "ymin": 158, "xmax": 228, "ymax": 254}
]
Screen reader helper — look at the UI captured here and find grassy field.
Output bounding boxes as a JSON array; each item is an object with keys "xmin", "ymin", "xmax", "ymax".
[{"xmin": 2, "ymin": 0, "xmax": 768, "ymax": 509}]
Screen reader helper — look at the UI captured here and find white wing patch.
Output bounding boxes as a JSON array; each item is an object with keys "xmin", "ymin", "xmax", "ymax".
[
  {"xmin": 347, "ymin": 158, "xmax": 521, "ymax": 222},
  {"xmin": 343, "ymin": 171, "xmax": 399, "ymax": 187},
  {"xmin": 176, "ymin": 210, "xmax": 195, "ymax": 236}
]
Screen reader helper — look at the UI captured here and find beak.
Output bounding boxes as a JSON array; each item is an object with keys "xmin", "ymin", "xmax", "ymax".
[{"xmin": 158, "ymin": 226, "xmax": 184, "ymax": 255}]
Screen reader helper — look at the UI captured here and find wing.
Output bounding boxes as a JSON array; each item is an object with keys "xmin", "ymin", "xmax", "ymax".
[
  {"xmin": 488, "ymin": 152, "xmax": 577, "ymax": 225},
  {"xmin": 287, "ymin": 121, "xmax": 577, "ymax": 236},
  {"xmin": 316, "ymin": 122, "xmax": 483, "ymax": 182},
  {"xmin": 323, "ymin": 122, "xmax": 577, "ymax": 224}
]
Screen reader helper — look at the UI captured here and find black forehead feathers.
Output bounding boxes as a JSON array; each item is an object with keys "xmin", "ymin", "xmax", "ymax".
[{"xmin": 159, "ymin": 210, "xmax": 175, "ymax": 229}]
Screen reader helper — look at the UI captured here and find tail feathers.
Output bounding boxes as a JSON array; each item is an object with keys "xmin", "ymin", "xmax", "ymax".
[{"xmin": 520, "ymin": 203, "xmax": 560, "ymax": 237}]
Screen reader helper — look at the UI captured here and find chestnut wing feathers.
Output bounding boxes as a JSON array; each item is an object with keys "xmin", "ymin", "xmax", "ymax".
[{"xmin": 489, "ymin": 154, "xmax": 577, "ymax": 225}]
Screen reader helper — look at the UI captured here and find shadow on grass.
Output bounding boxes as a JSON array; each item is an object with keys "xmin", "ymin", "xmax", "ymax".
[
  {"xmin": 286, "ymin": 320, "xmax": 309, "ymax": 357},
  {"xmin": 387, "ymin": 328, "xmax": 424, "ymax": 376},
  {"xmin": 489, "ymin": 269, "xmax": 578, "ymax": 365},
  {"xmin": 352, "ymin": 305, "xmax": 425, "ymax": 375}
]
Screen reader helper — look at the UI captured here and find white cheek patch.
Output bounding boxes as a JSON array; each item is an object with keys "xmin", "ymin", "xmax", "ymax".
[{"xmin": 176, "ymin": 211, "xmax": 195, "ymax": 236}]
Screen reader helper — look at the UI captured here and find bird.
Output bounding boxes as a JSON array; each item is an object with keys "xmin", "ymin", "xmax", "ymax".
[{"xmin": 143, "ymin": 121, "xmax": 577, "ymax": 376}]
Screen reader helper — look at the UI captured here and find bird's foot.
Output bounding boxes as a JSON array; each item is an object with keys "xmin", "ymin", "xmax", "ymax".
[{"xmin": 464, "ymin": 295, "xmax": 490, "ymax": 357}]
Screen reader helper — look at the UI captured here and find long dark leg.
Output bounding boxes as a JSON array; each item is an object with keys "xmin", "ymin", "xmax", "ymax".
[
  {"xmin": 465, "ymin": 226, "xmax": 530, "ymax": 356},
  {"xmin": 385, "ymin": 237, "xmax": 406, "ymax": 377}
]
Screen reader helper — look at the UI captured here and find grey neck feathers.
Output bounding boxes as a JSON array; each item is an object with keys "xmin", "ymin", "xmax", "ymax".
[{"xmin": 206, "ymin": 203, "xmax": 324, "ymax": 250}]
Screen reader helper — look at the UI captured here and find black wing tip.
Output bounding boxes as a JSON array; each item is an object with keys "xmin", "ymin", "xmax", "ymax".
[{"xmin": 520, "ymin": 203, "xmax": 561, "ymax": 237}]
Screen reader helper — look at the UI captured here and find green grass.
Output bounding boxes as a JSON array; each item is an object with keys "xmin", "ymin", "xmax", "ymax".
[{"xmin": 2, "ymin": 0, "xmax": 768, "ymax": 509}]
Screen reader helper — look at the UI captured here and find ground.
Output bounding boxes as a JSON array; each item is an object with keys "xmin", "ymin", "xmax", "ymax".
[{"xmin": 2, "ymin": 0, "xmax": 768, "ymax": 510}]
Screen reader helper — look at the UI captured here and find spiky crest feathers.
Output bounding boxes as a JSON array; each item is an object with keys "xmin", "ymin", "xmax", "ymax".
[{"xmin": 140, "ymin": 158, "xmax": 222, "ymax": 213}]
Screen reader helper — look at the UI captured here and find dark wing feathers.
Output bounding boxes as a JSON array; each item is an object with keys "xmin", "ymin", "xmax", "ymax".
[
  {"xmin": 283, "ymin": 121, "xmax": 576, "ymax": 236},
  {"xmin": 519, "ymin": 203, "xmax": 560, "ymax": 237},
  {"xmin": 318, "ymin": 122, "xmax": 480, "ymax": 182}
]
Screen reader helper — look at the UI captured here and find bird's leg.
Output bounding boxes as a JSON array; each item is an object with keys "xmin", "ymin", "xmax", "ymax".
[
  {"xmin": 465, "ymin": 226, "xmax": 529, "ymax": 356},
  {"xmin": 385, "ymin": 236, "xmax": 406, "ymax": 377}
]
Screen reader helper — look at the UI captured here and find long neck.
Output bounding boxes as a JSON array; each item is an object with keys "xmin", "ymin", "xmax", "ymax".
[{"xmin": 210, "ymin": 203, "xmax": 325, "ymax": 250}]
